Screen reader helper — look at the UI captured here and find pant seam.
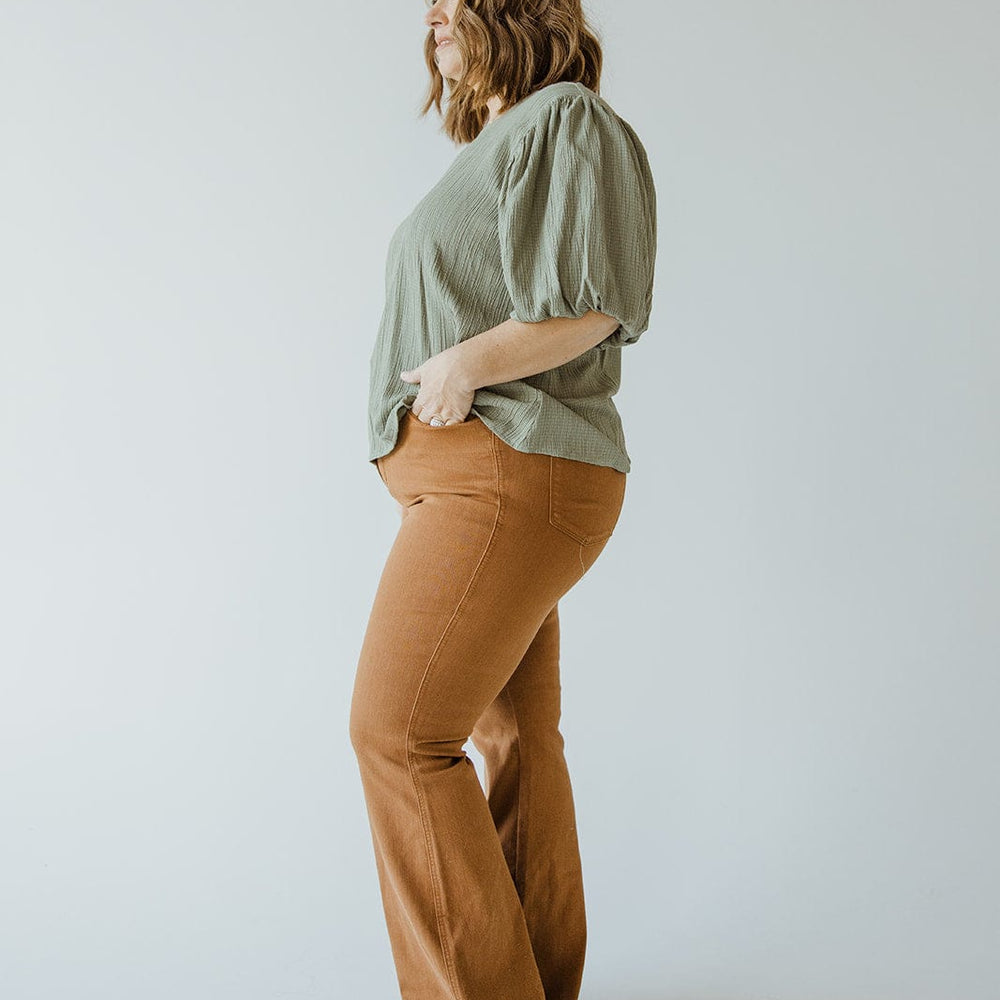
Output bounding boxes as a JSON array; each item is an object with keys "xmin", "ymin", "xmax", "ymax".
[
  {"xmin": 501, "ymin": 684, "xmax": 523, "ymax": 896},
  {"xmin": 403, "ymin": 431, "xmax": 505, "ymax": 1000}
]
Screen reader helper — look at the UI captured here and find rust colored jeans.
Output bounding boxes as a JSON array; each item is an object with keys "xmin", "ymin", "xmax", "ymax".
[{"xmin": 349, "ymin": 409, "xmax": 626, "ymax": 1000}]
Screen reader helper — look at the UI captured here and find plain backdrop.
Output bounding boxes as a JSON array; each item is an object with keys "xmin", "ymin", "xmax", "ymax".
[{"xmin": 1, "ymin": 2, "xmax": 998, "ymax": 999}]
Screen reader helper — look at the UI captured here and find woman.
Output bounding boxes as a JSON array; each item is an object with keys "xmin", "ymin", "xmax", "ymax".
[{"xmin": 349, "ymin": 2, "xmax": 656, "ymax": 998}]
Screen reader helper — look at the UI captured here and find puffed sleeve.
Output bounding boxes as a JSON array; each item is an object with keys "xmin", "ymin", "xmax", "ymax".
[{"xmin": 497, "ymin": 92, "xmax": 657, "ymax": 347}]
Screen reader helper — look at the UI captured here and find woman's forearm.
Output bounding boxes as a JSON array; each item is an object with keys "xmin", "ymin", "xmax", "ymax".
[{"xmin": 447, "ymin": 311, "xmax": 621, "ymax": 392}]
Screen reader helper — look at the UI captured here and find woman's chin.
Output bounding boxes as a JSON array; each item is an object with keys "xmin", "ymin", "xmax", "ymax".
[{"xmin": 436, "ymin": 57, "xmax": 463, "ymax": 79}]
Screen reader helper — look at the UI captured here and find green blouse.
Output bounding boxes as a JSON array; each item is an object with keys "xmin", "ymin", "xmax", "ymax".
[{"xmin": 367, "ymin": 80, "xmax": 657, "ymax": 473}]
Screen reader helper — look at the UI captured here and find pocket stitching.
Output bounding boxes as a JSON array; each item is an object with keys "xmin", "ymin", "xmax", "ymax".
[{"xmin": 547, "ymin": 456, "xmax": 619, "ymax": 546}]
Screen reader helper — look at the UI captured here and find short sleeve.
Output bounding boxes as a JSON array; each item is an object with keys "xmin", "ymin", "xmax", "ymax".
[{"xmin": 497, "ymin": 92, "xmax": 657, "ymax": 347}]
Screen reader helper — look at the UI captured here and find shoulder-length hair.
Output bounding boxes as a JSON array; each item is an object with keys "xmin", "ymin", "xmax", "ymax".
[{"xmin": 421, "ymin": 0, "xmax": 604, "ymax": 145}]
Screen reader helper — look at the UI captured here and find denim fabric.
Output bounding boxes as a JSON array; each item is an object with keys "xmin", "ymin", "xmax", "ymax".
[{"xmin": 350, "ymin": 411, "xmax": 625, "ymax": 1000}]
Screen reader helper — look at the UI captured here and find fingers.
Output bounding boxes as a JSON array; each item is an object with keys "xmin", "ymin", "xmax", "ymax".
[{"xmin": 411, "ymin": 406, "xmax": 467, "ymax": 426}]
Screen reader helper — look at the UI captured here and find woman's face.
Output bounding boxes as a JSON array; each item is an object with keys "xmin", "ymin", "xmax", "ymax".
[{"xmin": 426, "ymin": 0, "xmax": 464, "ymax": 81}]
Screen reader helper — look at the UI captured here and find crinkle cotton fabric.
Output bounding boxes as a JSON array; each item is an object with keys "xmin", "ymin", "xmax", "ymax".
[{"xmin": 367, "ymin": 80, "xmax": 657, "ymax": 473}]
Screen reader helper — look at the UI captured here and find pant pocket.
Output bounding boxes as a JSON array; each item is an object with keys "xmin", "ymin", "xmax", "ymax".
[{"xmin": 547, "ymin": 455, "xmax": 626, "ymax": 545}]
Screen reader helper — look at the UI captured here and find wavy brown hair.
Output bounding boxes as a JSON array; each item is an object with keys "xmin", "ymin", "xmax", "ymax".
[{"xmin": 421, "ymin": 0, "xmax": 604, "ymax": 145}]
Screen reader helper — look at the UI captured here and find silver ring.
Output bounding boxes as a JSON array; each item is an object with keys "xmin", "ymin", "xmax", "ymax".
[{"xmin": 429, "ymin": 416, "xmax": 445, "ymax": 427}]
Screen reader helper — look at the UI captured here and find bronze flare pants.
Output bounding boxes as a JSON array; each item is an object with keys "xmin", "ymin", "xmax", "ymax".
[{"xmin": 349, "ymin": 409, "xmax": 626, "ymax": 1000}]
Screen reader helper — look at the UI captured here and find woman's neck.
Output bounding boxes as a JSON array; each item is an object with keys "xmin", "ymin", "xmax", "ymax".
[{"xmin": 485, "ymin": 93, "xmax": 505, "ymax": 124}]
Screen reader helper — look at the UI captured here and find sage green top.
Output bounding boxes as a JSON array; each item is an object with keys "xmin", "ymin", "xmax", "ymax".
[{"xmin": 367, "ymin": 80, "xmax": 657, "ymax": 473}]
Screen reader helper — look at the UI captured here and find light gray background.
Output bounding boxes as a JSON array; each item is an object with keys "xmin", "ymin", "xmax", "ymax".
[{"xmin": 2, "ymin": 2, "xmax": 997, "ymax": 999}]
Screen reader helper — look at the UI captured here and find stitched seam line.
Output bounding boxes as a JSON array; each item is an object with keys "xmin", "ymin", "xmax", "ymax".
[
  {"xmin": 403, "ymin": 432, "xmax": 505, "ymax": 1000},
  {"xmin": 501, "ymin": 685, "xmax": 523, "ymax": 895},
  {"xmin": 549, "ymin": 455, "xmax": 614, "ymax": 547}
]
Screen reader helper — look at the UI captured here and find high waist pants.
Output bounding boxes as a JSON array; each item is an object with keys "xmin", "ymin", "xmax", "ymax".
[{"xmin": 349, "ymin": 409, "xmax": 626, "ymax": 1000}]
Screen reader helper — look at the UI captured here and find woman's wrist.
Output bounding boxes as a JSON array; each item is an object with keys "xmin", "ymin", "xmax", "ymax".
[{"xmin": 448, "ymin": 312, "xmax": 620, "ymax": 390}]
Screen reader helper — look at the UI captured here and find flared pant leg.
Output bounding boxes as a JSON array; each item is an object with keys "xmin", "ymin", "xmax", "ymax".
[
  {"xmin": 469, "ymin": 601, "xmax": 588, "ymax": 1000},
  {"xmin": 349, "ymin": 411, "xmax": 625, "ymax": 1000}
]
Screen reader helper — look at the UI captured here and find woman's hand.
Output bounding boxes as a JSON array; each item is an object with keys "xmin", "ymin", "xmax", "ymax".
[{"xmin": 400, "ymin": 350, "xmax": 475, "ymax": 426}]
